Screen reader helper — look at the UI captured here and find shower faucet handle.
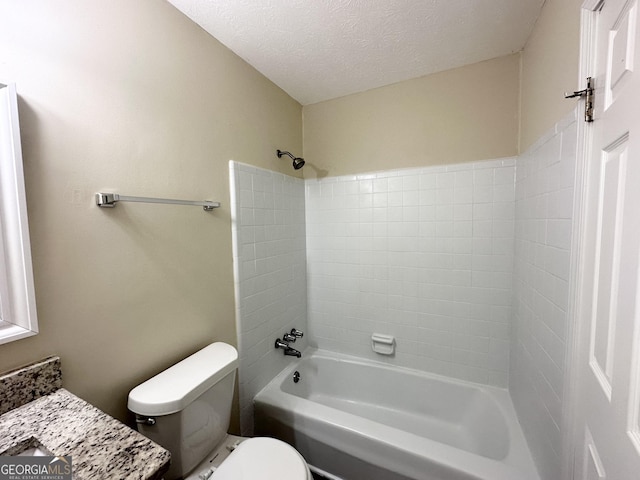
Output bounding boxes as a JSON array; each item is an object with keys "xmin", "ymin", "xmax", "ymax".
[
  {"xmin": 290, "ymin": 328, "xmax": 304, "ymax": 338},
  {"xmin": 283, "ymin": 333, "xmax": 296, "ymax": 342}
]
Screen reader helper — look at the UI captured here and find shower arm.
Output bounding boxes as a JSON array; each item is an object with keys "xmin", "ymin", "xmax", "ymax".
[{"xmin": 277, "ymin": 150, "xmax": 296, "ymax": 160}]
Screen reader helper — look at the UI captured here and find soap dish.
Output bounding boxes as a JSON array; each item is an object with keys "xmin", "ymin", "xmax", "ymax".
[{"xmin": 371, "ymin": 333, "xmax": 395, "ymax": 355}]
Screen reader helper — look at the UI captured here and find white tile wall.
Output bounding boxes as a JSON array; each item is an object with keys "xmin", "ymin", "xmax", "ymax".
[
  {"xmin": 509, "ymin": 110, "xmax": 578, "ymax": 480},
  {"xmin": 230, "ymin": 115, "xmax": 577, "ymax": 466},
  {"xmin": 229, "ymin": 162, "xmax": 307, "ymax": 435},
  {"xmin": 305, "ymin": 158, "xmax": 516, "ymax": 386}
]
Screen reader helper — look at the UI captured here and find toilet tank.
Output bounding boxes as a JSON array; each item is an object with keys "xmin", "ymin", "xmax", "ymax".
[{"xmin": 128, "ymin": 342, "xmax": 238, "ymax": 480}]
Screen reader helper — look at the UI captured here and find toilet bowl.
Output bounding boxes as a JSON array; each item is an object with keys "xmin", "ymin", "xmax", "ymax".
[{"xmin": 127, "ymin": 342, "xmax": 311, "ymax": 480}]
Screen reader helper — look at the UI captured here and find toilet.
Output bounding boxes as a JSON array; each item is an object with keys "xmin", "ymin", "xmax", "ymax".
[{"xmin": 128, "ymin": 342, "xmax": 311, "ymax": 480}]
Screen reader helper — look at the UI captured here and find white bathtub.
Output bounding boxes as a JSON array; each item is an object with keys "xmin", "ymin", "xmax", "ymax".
[{"xmin": 254, "ymin": 349, "xmax": 539, "ymax": 480}]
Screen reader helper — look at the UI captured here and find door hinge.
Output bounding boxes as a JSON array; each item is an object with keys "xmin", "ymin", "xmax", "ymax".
[{"xmin": 565, "ymin": 77, "xmax": 594, "ymax": 122}]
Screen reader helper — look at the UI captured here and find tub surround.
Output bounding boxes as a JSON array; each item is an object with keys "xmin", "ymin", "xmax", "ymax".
[
  {"xmin": 0, "ymin": 356, "xmax": 62, "ymax": 415},
  {"xmin": 510, "ymin": 109, "xmax": 579, "ymax": 480},
  {"xmin": 229, "ymin": 161, "xmax": 308, "ymax": 434},
  {"xmin": 0, "ymin": 359, "xmax": 170, "ymax": 480},
  {"xmin": 235, "ymin": 147, "xmax": 576, "ymax": 479},
  {"xmin": 305, "ymin": 158, "xmax": 516, "ymax": 387}
]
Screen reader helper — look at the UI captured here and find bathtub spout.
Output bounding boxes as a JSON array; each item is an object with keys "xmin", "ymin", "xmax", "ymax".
[
  {"xmin": 285, "ymin": 347, "xmax": 302, "ymax": 358},
  {"xmin": 275, "ymin": 338, "xmax": 302, "ymax": 358}
]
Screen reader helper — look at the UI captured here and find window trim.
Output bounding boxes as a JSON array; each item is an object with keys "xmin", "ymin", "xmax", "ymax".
[{"xmin": 0, "ymin": 82, "xmax": 38, "ymax": 344}]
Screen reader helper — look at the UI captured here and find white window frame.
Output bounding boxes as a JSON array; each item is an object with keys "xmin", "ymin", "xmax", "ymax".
[{"xmin": 0, "ymin": 82, "xmax": 38, "ymax": 344}]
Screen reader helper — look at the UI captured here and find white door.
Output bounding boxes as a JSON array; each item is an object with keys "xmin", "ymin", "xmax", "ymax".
[{"xmin": 575, "ymin": 0, "xmax": 640, "ymax": 478}]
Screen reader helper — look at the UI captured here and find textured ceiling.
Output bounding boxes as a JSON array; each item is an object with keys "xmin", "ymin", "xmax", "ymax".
[{"xmin": 166, "ymin": 0, "xmax": 545, "ymax": 105}]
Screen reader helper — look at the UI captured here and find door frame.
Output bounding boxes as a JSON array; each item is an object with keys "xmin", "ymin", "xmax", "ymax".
[{"xmin": 561, "ymin": 2, "xmax": 604, "ymax": 479}]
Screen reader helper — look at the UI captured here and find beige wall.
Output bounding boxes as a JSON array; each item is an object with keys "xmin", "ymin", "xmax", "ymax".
[
  {"xmin": 520, "ymin": 0, "xmax": 584, "ymax": 150},
  {"xmin": 303, "ymin": 0, "xmax": 585, "ymax": 177},
  {"xmin": 302, "ymin": 54, "xmax": 520, "ymax": 178},
  {"xmin": 0, "ymin": 0, "xmax": 301, "ymax": 425}
]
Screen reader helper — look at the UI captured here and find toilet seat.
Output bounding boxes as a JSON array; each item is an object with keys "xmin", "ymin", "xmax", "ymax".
[{"xmin": 211, "ymin": 437, "xmax": 311, "ymax": 480}]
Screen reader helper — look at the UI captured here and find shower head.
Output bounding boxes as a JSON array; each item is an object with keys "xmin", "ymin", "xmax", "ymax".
[
  {"xmin": 292, "ymin": 157, "xmax": 305, "ymax": 170},
  {"xmin": 277, "ymin": 149, "xmax": 305, "ymax": 170}
]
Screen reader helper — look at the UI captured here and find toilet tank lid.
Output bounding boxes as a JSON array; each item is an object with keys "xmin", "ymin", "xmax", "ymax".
[{"xmin": 127, "ymin": 342, "xmax": 238, "ymax": 416}]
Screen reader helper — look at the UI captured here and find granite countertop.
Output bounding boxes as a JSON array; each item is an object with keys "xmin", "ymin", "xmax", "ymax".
[{"xmin": 0, "ymin": 358, "xmax": 170, "ymax": 480}]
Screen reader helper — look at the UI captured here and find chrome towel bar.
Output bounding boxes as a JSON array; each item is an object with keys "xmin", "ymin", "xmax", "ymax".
[{"xmin": 95, "ymin": 193, "xmax": 220, "ymax": 211}]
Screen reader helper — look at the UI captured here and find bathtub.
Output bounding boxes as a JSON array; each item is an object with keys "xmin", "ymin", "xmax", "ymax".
[{"xmin": 254, "ymin": 349, "xmax": 540, "ymax": 480}]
